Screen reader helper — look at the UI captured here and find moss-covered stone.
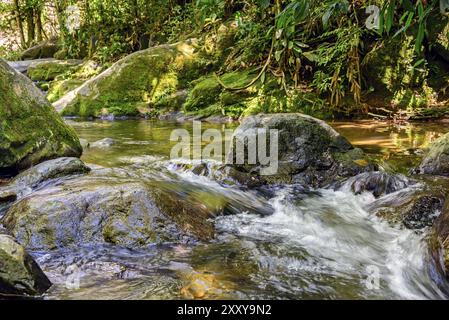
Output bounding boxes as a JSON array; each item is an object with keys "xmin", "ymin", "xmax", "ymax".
[
  {"xmin": 0, "ymin": 233, "xmax": 51, "ymax": 296},
  {"xmin": 226, "ymin": 113, "xmax": 375, "ymax": 187},
  {"xmin": 0, "ymin": 59, "xmax": 82, "ymax": 176},
  {"xmin": 47, "ymin": 78, "xmax": 85, "ymax": 103},
  {"xmin": 27, "ymin": 59, "xmax": 83, "ymax": 82},
  {"xmin": 55, "ymin": 40, "xmax": 203, "ymax": 118},
  {"xmin": 20, "ymin": 40, "xmax": 60, "ymax": 60}
]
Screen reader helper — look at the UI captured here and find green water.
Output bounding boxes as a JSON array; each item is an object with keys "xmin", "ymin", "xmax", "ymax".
[{"xmin": 36, "ymin": 119, "xmax": 449, "ymax": 300}]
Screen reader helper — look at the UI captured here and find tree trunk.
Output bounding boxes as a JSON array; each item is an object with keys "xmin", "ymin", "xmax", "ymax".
[
  {"xmin": 26, "ymin": 7, "xmax": 35, "ymax": 46},
  {"xmin": 36, "ymin": 8, "xmax": 43, "ymax": 42},
  {"xmin": 13, "ymin": 0, "xmax": 26, "ymax": 47}
]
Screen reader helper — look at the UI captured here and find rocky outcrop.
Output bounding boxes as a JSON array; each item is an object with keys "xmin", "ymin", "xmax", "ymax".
[
  {"xmin": 225, "ymin": 113, "xmax": 375, "ymax": 187},
  {"xmin": 0, "ymin": 59, "xmax": 82, "ymax": 176},
  {"xmin": 0, "ymin": 232, "xmax": 51, "ymax": 296},
  {"xmin": 54, "ymin": 40, "xmax": 207, "ymax": 117},
  {"xmin": 27, "ymin": 59, "xmax": 83, "ymax": 81},
  {"xmin": 20, "ymin": 40, "xmax": 60, "ymax": 61},
  {"xmin": 416, "ymin": 133, "xmax": 449, "ymax": 176}
]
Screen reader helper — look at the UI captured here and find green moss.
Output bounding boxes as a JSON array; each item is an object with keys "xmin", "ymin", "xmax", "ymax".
[
  {"xmin": 27, "ymin": 60, "xmax": 81, "ymax": 81},
  {"xmin": 0, "ymin": 59, "xmax": 82, "ymax": 172},
  {"xmin": 47, "ymin": 79, "xmax": 84, "ymax": 103},
  {"xmin": 183, "ymin": 76, "xmax": 222, "ymax": 112}
]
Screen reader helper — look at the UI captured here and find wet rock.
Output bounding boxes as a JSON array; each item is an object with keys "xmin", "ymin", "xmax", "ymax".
[
  {"xmin": 340, "ymin": 171, "xmax": 411, "ymax": 197},
  {"xmin": 0, "ymin": 59, "xmax": 82, "ymax": 175},
  {"xmin": 415, "ymin": 133, "xmax": 449, "ymax": 176},
  {"xmin": 91, "ymin": 138, "xmax": 116, "ymax": 148},
  {"xmin": 11, "ymin": 157, "xmax": 90, "ymax": 194},
  {"xmin": 226, "ymin": 114, "xmax": 375, "ymax": 187},
  {"xmin": 1, "ymin": 173, "xmax": 208, "ymax": 251},
  {"xmin": 20, "ymin": 40, "xmax": 60, "ymax": 60},
  {"xmin": 403, "ymin": 196, "xmax": 444, "ymax": 229},
  {"xmin": 430, "ymin": 199, "xmax": 449, "ymax": 280},
  {"xmin": 0, "ymin": 233, "xmax": 52, "ymax": 296}
]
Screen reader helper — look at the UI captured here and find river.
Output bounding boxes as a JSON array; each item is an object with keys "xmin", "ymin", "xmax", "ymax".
[{"xmin": 34, "ymin": 119, "xmax": 449, "ymax": 300}]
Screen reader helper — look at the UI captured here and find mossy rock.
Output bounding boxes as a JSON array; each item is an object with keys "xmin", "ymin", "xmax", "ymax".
[
  {"xmin": 20, "ymin": 40, "xmax": 60, "ymax": 60},
  {"xmin": 47, "ymin": 79, "xmax": 85, "ymax": 103},
  {"xmin": 0, "ymin": 59, "xmax": 82, "ymax": 176},
  {"xmin": 226, "ymin": 113, "xmax": 375, "ymax": 187},
  {"xmin": 416, "ymin": 133, "xmax": 449, "ymax": 176},
  {"xmin": 0, "ymin": 233, "xmax": 52, "ymax": 296},
  {"xmin": 55, "ymin": 40, "xmax": 204, "ymax": 118},
  {"xmin": 27, "ymin": 59, "xmax": 83, "ymax": 82},
  {"xmin": 183, "ymin": 69, "xmax": 258, "ymax": 113}
]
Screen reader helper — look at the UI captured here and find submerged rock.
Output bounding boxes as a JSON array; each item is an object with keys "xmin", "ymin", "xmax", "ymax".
[
  {"xmin": 431, "ymin": 199, "xmax": 449, "ymax": 281},
  {"xmin": 91, "ymin": 138, "xmax": 116, "ymax": 148},
  {"xmin": 0, "ymin": 232, "xmax": 52, "ymax": 296},
  {"xmin": 403, "ymin": 196, "xmax": 444, "ymax": 229},
  {"xmin": 0, "ymin": 59, "xmax": 82, "ymax": 176},
  {"xmin": 340, "ymin": 171, "xmax": 411, "ymax": 197},
  {"xmin": 416, "ymin": 133, "xmax": 449, "ymax": 176},
  {"xmin": 226, "ymin": 113, "xmax": 375, "ymax": 187}
]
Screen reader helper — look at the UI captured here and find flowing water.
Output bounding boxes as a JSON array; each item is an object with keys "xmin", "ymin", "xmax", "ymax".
[{"xmin": 32, "ymin": 119, "xmax": 449, "ymax": 300}]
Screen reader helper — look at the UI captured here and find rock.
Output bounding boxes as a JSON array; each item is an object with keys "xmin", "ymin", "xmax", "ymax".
[
  {"xmin": 21, "ymin": 40, "xmax": 60, "ymax": 60},
  {"xmin": 402, "ymin": 196, "xmax": 444, "ymax": 229},
  {"xmin": 79, "ymin": 139, "xmax": 90, "ymax": 150},
  {"xmin": 226, "ymin": 113, "xmax": 375, "ymax": 187},
  {"xmin": 1, "ymin": 174, "xmax": 206, "ymax": 251},
  {"xmin": 430, "ymin": 199, "xmax": 449, "ymax": 281},
  {"xmin": 416, "ymin": 133, "xmax": 449, "ymax": 176},
  {"xmin": 27, "ymin": 59, "xmax": 83, "ymax": 82},
  {"xmin": 7, "ymin": 58, "xmax": 55, "ymax": 74},
  {"xmin": 339, "ymin": 171, "xmax": 411, "ymax": 197},
  {"xmin": 54, "ymin": 40, "xmax": 206, "ymax": 117},
  {"xmin": 10, "ymin": 157, "xmax": 90, "ymax": 194},
  {"xmin": 91, "ymin": 138, "xmax": 116, "ymax": 148},
  {"xmin": 47, "ymin": 78, "xmax": 84, "ymax": 103},
  {"xmin": 0, "ymin": 233, "xmax": 52, "ymax": 296},
  {"xmin": 0, "ymin": 59, "xmax": 82, "ymax": 176}
]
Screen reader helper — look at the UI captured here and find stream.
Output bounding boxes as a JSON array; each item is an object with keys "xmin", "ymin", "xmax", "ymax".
[{"xmin": 32, "ymin": 119, "xmax": 449, "ymax": 300}]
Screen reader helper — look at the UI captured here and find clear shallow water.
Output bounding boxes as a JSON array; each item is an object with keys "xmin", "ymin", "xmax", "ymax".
[{"xmin": 37, "ymin": 119, "xmax": 449, "ymax": 300}]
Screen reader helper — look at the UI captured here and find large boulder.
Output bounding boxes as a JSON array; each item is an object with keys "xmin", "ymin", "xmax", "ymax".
[
  {"xmin": 0, "ymin": 59, "xmax": 82, "ymax": 176},
  {"xmin": 27, "ymin": 59, "xmax": 83, "ymax": 81},
  {"xmin": 54, "ymin": 40, "xmax": 207, "ymax": 117},
  {"xmin": 20, "ymin": 40, "xmax": 60, "ymax": 61},
  {"xmin": 226, "ymin": 114, "xmax": 374, "ymax": 187},
  {"xmin": 0, "ymin": 232, "xmax": 51, "ymax": 296},
  {"xmin": 416, "ymin": 133, "xmax": 449, "ymax": 176},
  {"xmin": 0, "ymin": 168, "xmax": 222, "ymax": 250}
]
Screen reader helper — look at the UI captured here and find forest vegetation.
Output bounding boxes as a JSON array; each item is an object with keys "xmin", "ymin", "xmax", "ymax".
[{"xmin": 2, "ymin": 0, "xmax": 449, "ymax": 119}]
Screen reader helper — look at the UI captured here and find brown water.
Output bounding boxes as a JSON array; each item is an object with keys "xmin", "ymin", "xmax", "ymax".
[{"xmin": 34, "ymin": 119, "xmax": 449, "ymax": 300}]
